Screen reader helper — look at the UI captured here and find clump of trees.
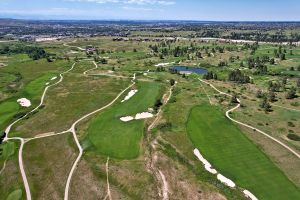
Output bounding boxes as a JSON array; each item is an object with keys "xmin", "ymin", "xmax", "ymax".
[
  {"xmin": 228, "ymin": 69, "xmax": 250, "ymax": 83},
  {"xmin": 153, "ymin": 99, "xmax": 163, "ymax": 112},
  {"xmin": 170, "ymin": 79, "xmax": 176, "ymax": 86},
  {"xmin": 247, "ymin": 57, "xmax": 269, "ymax": 74},
  {"xmin": 268, "ymin": 81, "xmax": 282, "ymax": 92},
  {"xmin": 218, "ymin": 61, "xmax": 228, "ymax": 67},
  {"xmin": 203, "ymin": 71, "xmax": 218, "ymax": 80},
  {"xmin": 286, "ymin": 87, "xmax": 297, "ymax": 99},
  {"xmin": 0, "ymin": 45, "xmax": 47, "ymax": 60},
  {"xmin": 260, "ymin": 96, "xmax": 272, "ymax": 112}
]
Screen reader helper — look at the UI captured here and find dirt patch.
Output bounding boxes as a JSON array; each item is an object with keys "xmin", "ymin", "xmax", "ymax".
[
  {"xmin": 155, "ymin": 150, "xmax": 226, "ymax": 200},
  {"xmin": 69, "ymin": 159, "xmax": 107, "ymax": 200}
]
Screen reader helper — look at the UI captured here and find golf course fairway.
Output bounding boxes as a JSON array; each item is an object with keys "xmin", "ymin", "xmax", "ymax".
[
  {"xmin": 85, "ymin": 81, "xmax": 161, "ymax": 159},
  {"xmin": 187, "ymin": 105, "xmax": 300, "ymax": 200}
]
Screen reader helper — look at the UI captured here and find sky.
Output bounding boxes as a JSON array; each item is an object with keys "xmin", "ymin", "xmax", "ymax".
[{"xmin": 0, "ymin": 0, "xmax": 299, "ymax": 21}]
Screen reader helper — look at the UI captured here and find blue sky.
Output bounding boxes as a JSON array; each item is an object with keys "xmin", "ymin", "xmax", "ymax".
[{"xmin": 0, "ymin": 0, "xmax": 299, "ymax": 21}]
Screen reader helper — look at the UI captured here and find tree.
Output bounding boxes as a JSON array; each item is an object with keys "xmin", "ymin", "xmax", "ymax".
[
  {"xmin": 297, "ymin": 78, "xmax": 300, "ymax": 88},
  {"xmin": 240, "ymin": 61, "xmax": 244, "ymax": 67},
  {"xmin": 231, "ymin": 94, "xmax": 239, "ymax": 104},
  {"xmin": 268, "ymin": 91, "xmax": 276, "ymax": 102},
  {"xmin": 154, "ymin": 99, "xmax": 163, "ymax": 112},
  {"xmin": 203, "ymin": 71, "xmax": 218, "ymax": 80},
  {"xmin": 228, "ymin": 69, "xmax": 250, "ymax": 84},
  {"xmin": 46, "ymin": 56, "xmax": 52, "ymax": 62},
  {"xmin": 196, "ymin": 51, "xmax": 202, "ymax": 58},
  {"xmin": 286, "ymin": 87, "xmax": 297, "ymax": 99},
  {"xmin": 256, "ymin": 89, "xmax": 263, "ymax": 98},
  {"xmin": 170, "ymin": 79, "xmax": 175, "ymax": 86},
  {"xmin": 100, "ymin": 58, "xmax": 108, "ymax": 64},
  {"xmin": 282, "ymin": 77, "xmax": 287, "ymax": 85},
  {"xmin": 260, "ymin": 96, "xmax": 272, "ymax": 112}
]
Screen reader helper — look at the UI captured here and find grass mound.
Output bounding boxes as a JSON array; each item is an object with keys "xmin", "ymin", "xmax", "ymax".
[{"xmin": 187, "ymin": 104, "xmax": 300, "ymax": 200}]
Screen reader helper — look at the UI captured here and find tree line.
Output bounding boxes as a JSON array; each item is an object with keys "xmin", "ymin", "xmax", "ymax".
[{"xmin": 0, "ymin": 44, "xmax": 47, "ymax": 60}]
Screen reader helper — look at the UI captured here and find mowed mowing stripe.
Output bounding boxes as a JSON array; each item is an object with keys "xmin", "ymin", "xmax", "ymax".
[
  {"xmin": 187, "ymin": 105, "xmax": 300, "ymax": 200},
  {"xmin": 86, "ymin": 81, "xmax": 161, "ymax": 159}
]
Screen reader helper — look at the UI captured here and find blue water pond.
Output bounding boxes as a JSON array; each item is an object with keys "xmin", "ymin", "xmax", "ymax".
[{"xmin": 170, "ymin": 66, "xmax": 208, "ymax": 74}]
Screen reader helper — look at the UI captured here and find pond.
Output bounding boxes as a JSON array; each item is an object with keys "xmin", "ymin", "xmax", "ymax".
[{"xmin": 170, "ymin": 66, "xmax": 208, "ymax": 74}]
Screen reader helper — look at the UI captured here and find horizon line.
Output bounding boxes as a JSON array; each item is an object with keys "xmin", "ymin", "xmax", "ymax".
[{"xmin": 1, "ymin": 17, "xmax": 300, "ymax": 23}]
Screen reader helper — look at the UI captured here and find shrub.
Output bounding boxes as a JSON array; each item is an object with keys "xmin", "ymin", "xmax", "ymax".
[{"xmin": 287, "ymin": 134, "xmax": 300, "ymax": 141}]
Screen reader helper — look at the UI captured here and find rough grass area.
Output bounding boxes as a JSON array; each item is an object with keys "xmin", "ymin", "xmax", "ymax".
[
  {"xmin": 23, "ymin": 133, "xmax": 78, "ymax": 200},
  {"xmin": 14, "ymin": 75, "xmax": 130, "ymax": 137},
  {"xmin": 0, "ymin": 141, "xmax": 24, "ymax": 200},
  {"xmin": 187, "ymin": 104, "xmax": 300, "ymax": 200},
  {"xmin": 85, "ymin": 81, "xmax": 161, "ymax": 159},
  {"xmin": 6, "ymin": 189, "xmax": 22, "ymax": 200}
]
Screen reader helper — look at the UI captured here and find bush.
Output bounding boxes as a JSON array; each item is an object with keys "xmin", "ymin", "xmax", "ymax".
[
  {"xmin": 157, "ymin": 122, "xmax": 172, "ymax": 131},
  {"xmin": 287, "ymin": 134, "xmax": 300, "ymax": 141},
  {"xmin": 287, "ymin": 121, "xmax": 295, "ymax": 127}
]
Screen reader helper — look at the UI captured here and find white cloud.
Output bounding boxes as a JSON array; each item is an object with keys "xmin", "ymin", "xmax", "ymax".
[
  {"xmin": 66, "ymin": 0, "xmax": 175, "ymax": 5},
  {"xmin": 122, "ymin": 6, "xmax": 163, "ymax": 11},
  {"xmin": 67, "ymin": 0, "xmax": 120, "ymax": 3}
]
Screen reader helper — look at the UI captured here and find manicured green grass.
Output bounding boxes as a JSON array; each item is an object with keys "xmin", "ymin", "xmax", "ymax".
[
  {"xmin": 24, "ymin": 72, "xmax": 57, "ymax": 100},
  {"xmin": 187, "ymin": 104, "xmax": 300, "ymax": 200},
  {"xmin": 0, "ymin": 101, "xmax": 19, "ymax": 131},
  {"xmin": 6, "ymin": 189, "xmax": 22, "ymax": 200},
  {"xmin": 0, "ymin": 142, "xmax": 15, "ymax": 160},
  {"xmin": 85, "ymin": 81, "xmax": 161, "ymax": 159}
]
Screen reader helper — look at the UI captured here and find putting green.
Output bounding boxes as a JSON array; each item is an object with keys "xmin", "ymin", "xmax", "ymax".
[
  {"xmin": 86, "ymin": 81, "xmax": 161, "ymax": 159},
  {"xmin": 187, "ymin": 105, "xmax": 300, "ymax": 200}
]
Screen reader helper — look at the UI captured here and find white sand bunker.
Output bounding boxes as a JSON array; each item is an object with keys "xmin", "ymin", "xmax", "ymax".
[
  {"xmin": 120, "ymin": 116, "xmax": 134, "ymax": 122},
  {"xmin": 51, "ymin": 76, "xmax": 57, "ymax": 80},
  {"xmin": 120, "ymin": 112, "xmax": 153, "ymax": 122},
  {"xmin": 45, "ymin": 82, "xmax": 50, "ymax": 85},
  {"xmin": 155, "ymin": 62, "xmax": 170, "ymax": 67},
  {"xmin": 243, "ymin": 190, "xmax": 258, "ymax": 200},
  {"xmin": 193, "ymin": 149, "xmax": 257, "ymax": 198},
  {"xmin": 135, "ymin": 112, "xmax": 153, "ymax": 119},
  {"xmin": 17, "ymin": 98, "xmax": 31, "ymax": 107},
  {"xmin": 193, "ymin": 149, "xmax": 217, "ymax": 174},
  {"xmin": 121, "ymin": 90, "xmax": 138, "ymax": 102},
  {"xmin": 217, "ymin": 174, "xmax": 236, "ymax": 188}
]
